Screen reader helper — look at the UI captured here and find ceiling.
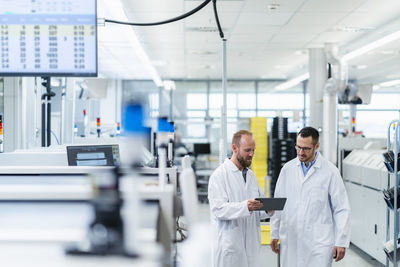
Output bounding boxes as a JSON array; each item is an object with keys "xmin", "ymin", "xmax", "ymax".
[{"xmin": 97, "ymin": 0, "xmax": 400, "ymax": 90}]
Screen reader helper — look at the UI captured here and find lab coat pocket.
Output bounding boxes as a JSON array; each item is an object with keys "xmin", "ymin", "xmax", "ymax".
[
  {"xmin": 310, "ymin": 188, "xmax": 326, "ymax": 214},
  {"xmin": 223, "ymin": 223, "xmax": 243, "ymax": 252},
  {"xmin": 313, "ymin": 223, "xmax": 334, "ymax": 246}
]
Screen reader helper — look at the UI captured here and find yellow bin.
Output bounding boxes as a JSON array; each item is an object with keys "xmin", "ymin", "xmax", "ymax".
[{"xmin": 261, "ymin": 224, "xmax": 271, "ymax": 245}]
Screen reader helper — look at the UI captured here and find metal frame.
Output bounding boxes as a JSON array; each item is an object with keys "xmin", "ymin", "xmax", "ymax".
[{"xmin": 386, "ymin": 120, "xmax": 400, "ymax": 267}]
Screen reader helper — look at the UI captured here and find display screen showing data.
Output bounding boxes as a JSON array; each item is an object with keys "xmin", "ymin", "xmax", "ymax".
[{"xmin": 0, "ymin": 0, "xmax": 97, "ymax": 76}]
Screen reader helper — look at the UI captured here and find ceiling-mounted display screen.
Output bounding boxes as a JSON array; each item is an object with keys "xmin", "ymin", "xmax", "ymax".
[{"xmin": 0, "ymin": 0, "xmax": 97, "ymax": 77}]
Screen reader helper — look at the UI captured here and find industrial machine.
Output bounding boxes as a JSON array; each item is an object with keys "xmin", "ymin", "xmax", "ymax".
[{"xmin": 343, "ymin": 149, "xmax": 395, "ymax": 264}]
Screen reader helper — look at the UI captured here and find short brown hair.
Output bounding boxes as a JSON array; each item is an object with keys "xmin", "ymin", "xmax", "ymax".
[
  {"xmin": 232, "ymin": 130, "xmax": 253, "ymax": 146},
  {"xmin": 298, "ymin": 126, "xmax": 319, "ymax": 145}
]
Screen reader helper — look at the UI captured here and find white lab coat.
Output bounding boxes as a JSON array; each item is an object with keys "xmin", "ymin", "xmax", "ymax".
[
  {"xmin": 270, "ymin": 153, "xmax": 351, "ymax": 267},
  {"xmin": 208, "ymin": 159, "xmax": 269, "ymax": 267}
]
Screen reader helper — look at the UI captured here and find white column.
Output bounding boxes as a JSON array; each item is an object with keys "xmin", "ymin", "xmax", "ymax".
[
  {"xmin": 323, "ymin": 91, "xmax": 337, "ymax": 164},
  {"xmin": 308, "ymin": 48, "xmax": 326, "ymax": 130}
]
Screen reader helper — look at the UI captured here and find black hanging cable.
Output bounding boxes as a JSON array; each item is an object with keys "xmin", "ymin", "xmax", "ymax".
[
  {"xmin": 104, "ymin": 0, "xmax": 212, "ymax": 26},
  {"xmin": 327, "ymin": 63, "xmax": 332, "ymax": 78},
  {"xmin": 212, "ymin": 0, "xmax": 224, "ymax": 39}
]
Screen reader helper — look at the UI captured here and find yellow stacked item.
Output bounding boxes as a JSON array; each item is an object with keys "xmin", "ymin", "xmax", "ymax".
[
  {"xmin": 261, "ymin": 224, "xmax": 271, "ymax": 245},
  {"xmin": 250, "ymin": 117, "xmax": 268, "ymax": 196}
]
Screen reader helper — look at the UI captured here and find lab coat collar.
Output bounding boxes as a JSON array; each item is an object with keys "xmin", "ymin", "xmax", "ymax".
[{"xmin": 224, "ymin": 158, "xmax": 241, "ymax": 173}]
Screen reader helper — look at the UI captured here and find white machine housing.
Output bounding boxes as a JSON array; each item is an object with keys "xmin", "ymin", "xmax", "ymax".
[{"xmin": 343, "ymin": 149, "xmax": 395, "ymax": 264}]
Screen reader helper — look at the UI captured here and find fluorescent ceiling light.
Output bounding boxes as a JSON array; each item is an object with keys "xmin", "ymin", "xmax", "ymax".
[
  {"xmin": 275, "ymin": 29, "xmax": 400, "ymax": 91},
  {"xmin": 351, "ymin": 64, "xmax": 367, "ymax": 70},
  {"xmin": 105, "ymin": 0, "xmax": 163, "ymax": 87},
  {"xmin": 333, "ymin": 26, "xmax": 375, "ymax": 33},
  {"xmin": 275, "ymin": 73, "xmax": 309, "ymax": 91},
  {"xmin": 342, "ymin": 30, "xmax": 400, "ymax": 62},
  {"xmin": 379, "ymin": 79, "xmax": 400, "ymax": 87}
]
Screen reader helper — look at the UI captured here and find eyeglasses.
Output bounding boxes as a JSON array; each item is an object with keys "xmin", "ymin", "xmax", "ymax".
[{"xmin": 295, "ymin": 145, "xmax": 313, "ymax": 152}]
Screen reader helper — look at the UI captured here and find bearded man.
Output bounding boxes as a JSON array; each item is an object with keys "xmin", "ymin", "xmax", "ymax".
[{"xmin": 208, "ymin": 130, "xmax": 273, "ymax": 267}]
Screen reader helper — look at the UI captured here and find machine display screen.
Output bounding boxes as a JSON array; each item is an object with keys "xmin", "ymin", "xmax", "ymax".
[
  {"xmin": 0, "ymin": 0, "xmax": 97, "ymax": 76},
  {"xmin": 67, "ymin": 145, "xmax": 120, "ymax": 166},
  {"xmin": 76, "ymin": 152, "xmax": 106, "ymax": 166}
]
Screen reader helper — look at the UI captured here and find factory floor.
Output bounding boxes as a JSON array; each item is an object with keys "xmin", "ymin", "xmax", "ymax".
[{"xmin": 176, "ymin": 203, "xmax": 384, "ymax": 267}]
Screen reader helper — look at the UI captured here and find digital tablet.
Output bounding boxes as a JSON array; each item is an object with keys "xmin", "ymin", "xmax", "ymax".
[{"xmin": 255, "ymin": 198, "xmax": 287, "ymax": 211}]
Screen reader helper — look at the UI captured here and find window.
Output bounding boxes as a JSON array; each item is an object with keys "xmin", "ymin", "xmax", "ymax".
[
  {"xmin": 187, "ymin": 123, "xmax": 206, "ymax": 138},
  {"xmin": 257, "ymin": 93, "xmax": 304, "ymax": 109},
  {"xmin": 187, "ymin": 94, "xmax": 207, "ymax": 109},
  {"xmin": 186, "ymin": 94, "xmax": 207, "ymax": 137},
  {"xmin": 187, "ymin": 111, "xmax": 206, "ymax": 117},
  {"xmin": 358, "ymin": 93, "xmax": 400, "ymax": 110},
  {"xmin": 357, "ymin": 111, "xmax": 399, "ymax": 137},
  {"xmin": 238, "ymin": 93, "xmax": 256, "ymax": 109},
  {"xmin": 209, "ymin": 93, "xmax": 237, "ymax": 117}
]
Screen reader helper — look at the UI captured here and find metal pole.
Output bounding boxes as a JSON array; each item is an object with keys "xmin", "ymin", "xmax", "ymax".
[
  {"xmin": 41, "ymin": 100, "xmax": 45, "ymax": 147},
  {"xmin": 169, "ymin": 88, "xmax": 173, "ymax": 121},
  {"xmin": 46, "ymin": 77, "xmax": 52, "ymax": 147},
  {"xmin": 206, "ymin": 81, "xmax": 211, "ymax": 141},
  {"xmin": 220, "ymin": 38, "xmax": 227, "ymax": 164},
  {"xmin": 47, "ymin": 97, "xmax": 51, "ymax": 146},
  {"xmin": 302, "ymin": 81, "xmax": 307, "ymax": 127},
  {"xmin": 387, "ymin": 121, "xmax": 397, "ymax": 267},
  {"xmin": 255, "ymin": 81, "xmax": 258, "ymax": 117},
  {"xmin": 60, "ymin": 80, "xmax": 65, "ymax": 144},
  {"xmin": 395, "ymin": 122, "xmax": 399, "ymax": 267}
]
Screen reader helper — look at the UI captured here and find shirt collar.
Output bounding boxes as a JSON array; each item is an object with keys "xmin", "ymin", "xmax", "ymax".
[
  {"xmin": 297, "ymin": 151, "xmax": 320, "ymax": 167},
  {"xmin": 301, "ymin": 152, "xmax": 318, "ymax": 168}
]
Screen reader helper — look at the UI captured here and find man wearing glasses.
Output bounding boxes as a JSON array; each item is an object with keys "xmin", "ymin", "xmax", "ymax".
[{"xmin": 270, "ymin": 127, "xmax": 351, "ymax": 267}]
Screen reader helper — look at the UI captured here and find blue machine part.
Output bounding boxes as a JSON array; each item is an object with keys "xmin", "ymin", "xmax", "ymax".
[
  {"xmin": 122, "ymin": 103, "xmax": 146, "ymax": 134},
  {"xmin": 158, "ymin": 117, "xmax": 170, "ymax": 132}
]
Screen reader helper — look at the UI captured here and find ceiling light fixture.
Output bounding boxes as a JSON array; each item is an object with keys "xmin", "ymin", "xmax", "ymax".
[
  {"xmin": 379, "ymin": 79, "xmax": 400, "ymax": 87},
  {"xmin": 274, "ymin": 29, "xmax": 400, "ymax": 91},
  {"xmin": 333, "ymin": 26, "xmax": 375, "ymax": 32},
  {"xmin": 351, "ymin": 65, "xmax": 368, "ymax": 69},
  {"xmin": 342, "ymin": 29, "xmax": 400, "ymax": 62},
  {"xmin": 267, "ymin": 3, "xmax": 280, "ymax": 10},
  {"xmin": 106, "ymin": 0, "xmax": 163, "ymax": 87},
  {"xmin": 275, "ymin": 73, "xmax": 309, "ymax": 91}
]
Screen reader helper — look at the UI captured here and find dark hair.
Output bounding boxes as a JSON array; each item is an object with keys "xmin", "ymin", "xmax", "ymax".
[
  {"xmin": 232, "ymin": 130, "xmax": 252, "ymax": 146},
  {"xmin": 298, "ymin": 127, "xmax": 319, "ymax": 145}
]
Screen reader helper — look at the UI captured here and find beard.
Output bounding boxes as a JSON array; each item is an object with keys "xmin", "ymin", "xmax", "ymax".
[
  {"xmin": 237, "ymin": 153, "xmax": 252, "ymax": 168},
  {"xmin": 298, "ymin": 149, "xmax": 315, "ymax": 163}
]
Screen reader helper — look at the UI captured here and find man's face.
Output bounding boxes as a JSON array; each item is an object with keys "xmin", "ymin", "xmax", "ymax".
[
  {"xmin": 234, "ymin": 134, "xmax": 256, "ymax": 168},
  {"xmin": 296, "ymin": 135, "xmax": 319, "ymax": 163}
]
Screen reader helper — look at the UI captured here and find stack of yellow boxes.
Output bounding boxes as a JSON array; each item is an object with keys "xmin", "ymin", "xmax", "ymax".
[
  {"xmin": 250, "ymin": 117, "xmax": 268, "ymax": 196},
  {"xmin": 250, "ymin": 117, "xmax": 271, "ymax": 245}
]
